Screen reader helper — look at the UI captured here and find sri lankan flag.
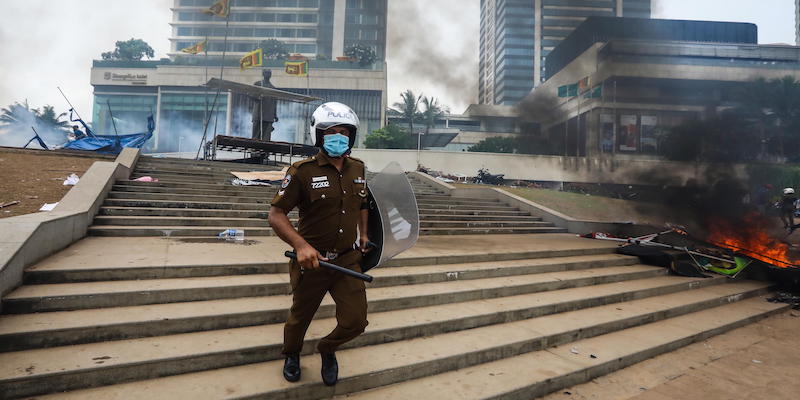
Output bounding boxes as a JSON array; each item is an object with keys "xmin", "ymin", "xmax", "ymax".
[
  {"xmin": 180, "ymin": 40, "xmax": 207, "ymax": 55},
  {"xmin": 284, "ymin": 61, "xmax": 308, "ymax": 77},
  {"xmin": 577, "ymin": 76, "xmax": 591, "ymax": 93},
  {"xmin": 203, "ymin": 0, "xmax": 230, "ymax": 18},
  {"xmin": 240, "ymin": 48, "xmax": 263, "ymax": 71}
]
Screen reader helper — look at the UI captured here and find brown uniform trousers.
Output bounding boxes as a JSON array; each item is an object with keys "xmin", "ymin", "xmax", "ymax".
[
  {"xmin": 273, "ymin": 153, "xmax": 370, "ymax": 355},
  {"xmin": 282, "ymin": 250, "xmax": 368, "ymax": 355}
]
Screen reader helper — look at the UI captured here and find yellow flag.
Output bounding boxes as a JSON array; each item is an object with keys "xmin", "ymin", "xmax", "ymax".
[
  {"xmin": 284, "ymin": 61, "xmax": 308, "ymax": 77},
  {"xmin": 240, "ymin": 48, "xmax": 263, "ymax": 71},
  {"xmin": 180, "ymin": 40, "xmax": 207, "ymax": 55},
  {"xmin": 203, "ymin": 0, "xmax": 230, "ymax": 18}
]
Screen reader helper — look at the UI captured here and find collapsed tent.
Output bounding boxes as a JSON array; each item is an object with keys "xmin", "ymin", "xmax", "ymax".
[{"xmin": 63, "ymin": 115, "xmax": 155, "ymax": 154}]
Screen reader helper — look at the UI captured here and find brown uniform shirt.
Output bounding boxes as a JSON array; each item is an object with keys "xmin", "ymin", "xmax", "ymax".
[{"xmin": 271, "ymin": 151, "xmax": 368, "ymax": 253}]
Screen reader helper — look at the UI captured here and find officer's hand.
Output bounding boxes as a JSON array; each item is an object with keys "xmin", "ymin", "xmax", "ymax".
[
  {"xmin": 296, "ymin": 244, "xmax": 328, "ymax": 270},
  {"xmin": 359, "ymin": 235, "xmax": 373, "ymax": 253}
]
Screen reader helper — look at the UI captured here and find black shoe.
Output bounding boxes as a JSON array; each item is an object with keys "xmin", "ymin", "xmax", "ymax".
[
  {"xmin": 320, "ymin": 352, "xmax": 338, "ymax": 386},
  {"xmin": 283, "ymin": 354, "xmax": 301, "ymax": 382}
]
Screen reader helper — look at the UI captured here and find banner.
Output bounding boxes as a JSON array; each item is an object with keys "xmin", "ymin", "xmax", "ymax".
[
  {"xmin": 619, "ymin": 114, "xmax": 638, "ymax": 152},
  {"xmin": 284, "ymin": 61, "xmax": 309, "ymax": 76},
  {"xmin": 180, "ymin": 40, "xmax": 207, "ymax": 55},
  {"xmin": 203, "ymin": 0, "xmax": 230, "ymax": 18},
  {"xmin": 640, "ymin": 115, "xmax": 658, "ymax": 154},
  {"xmin": 239, "ymin": 48, "xmax": 263, "ymax": 71},
  {"xmin": 600, "ymin": 114, "xmax": 615, "ymax": 153}
]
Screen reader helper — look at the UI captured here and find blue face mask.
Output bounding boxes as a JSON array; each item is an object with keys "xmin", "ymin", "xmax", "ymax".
[{"xmin": 323, "ymin": 133, "xmax": 350, "ymax": 157}]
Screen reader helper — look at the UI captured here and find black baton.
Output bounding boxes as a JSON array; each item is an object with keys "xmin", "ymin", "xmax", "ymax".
[{"xmin": 284, "ymin": 251, "xmax": 373, "ymax": 282}]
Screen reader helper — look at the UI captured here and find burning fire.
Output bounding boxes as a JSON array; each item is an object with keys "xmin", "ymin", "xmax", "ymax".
[{"xmin": 706, "ymin": 212, "xmax": 798, "ymax": 269}]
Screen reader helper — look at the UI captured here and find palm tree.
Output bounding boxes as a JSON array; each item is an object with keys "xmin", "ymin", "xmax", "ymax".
[
  {"xmin": 36, "ymin": 105, "xmax": 70, "ymax": 131},
  {"xmin": 391, "ymin": 90, "xmax": 422, "ymax": 136},
  {"xmin": 0, "ymin": 100, "xmax": 36, "ymax": 126},
  {"xmin": 419, "ymin": 96, "xmax": 447, "ymax": 135}
]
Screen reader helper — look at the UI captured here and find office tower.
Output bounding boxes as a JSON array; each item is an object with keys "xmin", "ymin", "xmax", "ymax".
[{"xmin": 479, "ymin": 0, "xmax": 651, "ymax": 105}]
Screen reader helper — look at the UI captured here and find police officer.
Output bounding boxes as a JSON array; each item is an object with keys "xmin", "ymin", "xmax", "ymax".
[{"xmin": 268, "ymin": 102, "xmax": 370, "ymax": 386}]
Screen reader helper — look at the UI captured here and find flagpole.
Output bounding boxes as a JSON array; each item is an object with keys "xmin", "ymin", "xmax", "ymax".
[
  {"xmin": 203, "ymin": 36, "xmax": 209, "ymax": 147},
  {"xmin": 196, "ymin": 1, "xmax": 231, "ymax": 160}
]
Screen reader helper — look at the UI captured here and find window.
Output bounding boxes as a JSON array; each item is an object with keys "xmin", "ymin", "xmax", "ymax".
[
  {"xmin": 295, "ymin": 43, "xmax": 317, "ymax": 53},
  {"xmin": 255, "ymin": 28, "xmax": 275, "ymax": 37},
  {"xmin": 277, "ymin": 13, "xmax": 296, "ymax": 22},
  {"xmin": 278, "ymin": 28, "xmax": 295, "ymax": 37},
  {"xmin": 298, "ymin": 13, "xmax": 317, "ymax": 23},
  {"xmin": 257, "ymin": 13, "xmax": 276, "ymax": 22},
  {"xmin": 299, "ymin": 0, "xmax": 319, "ymax": 7},
  {"xmin": 177, "ymin": 27, "xmax": 193, "ymax": 36}
]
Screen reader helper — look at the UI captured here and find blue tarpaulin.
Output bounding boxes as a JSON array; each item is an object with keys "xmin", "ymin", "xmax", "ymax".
[{"xmin": 63, "ymin": 115, "xmax": 155, "ymax": 154}]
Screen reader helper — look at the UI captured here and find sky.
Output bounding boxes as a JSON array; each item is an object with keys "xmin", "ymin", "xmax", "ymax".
[{"xmin": 0, "ymin": 0, "xmax": 796, "ymax": 124}]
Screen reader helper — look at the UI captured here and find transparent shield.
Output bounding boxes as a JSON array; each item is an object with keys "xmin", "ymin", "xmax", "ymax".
[{"xmin": 361, "ymin": 161, "xmax": 419, "ymax": 271}]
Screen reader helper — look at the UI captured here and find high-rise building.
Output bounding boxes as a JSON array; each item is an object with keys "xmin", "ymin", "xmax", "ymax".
[
  {"xmin": 479, "ymin": 0, "xmax": 651, "ymax": 105},
  {"xmin": 170, "ymin": 0, "xmax": 387, "ymax": 60},
  {"xmin": 796, "ymin": 0, "xmax": 799, "ymax": 45}
]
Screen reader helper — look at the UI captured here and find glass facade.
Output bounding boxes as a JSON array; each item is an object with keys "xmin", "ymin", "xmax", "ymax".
[
  {"xmin": 159, "ymin": 92, "xmax": 228, "ymax": 153},
  {"xmin": 171, "ymin": 0, "xmax": 386, "ymax": 60},
  {"xmin": 479, "ymin": 0, "xmax": 652, "ymax": 105},
  {"xmin": 92, "ymin": 94, "xmax": 158, "ymax": 151}
]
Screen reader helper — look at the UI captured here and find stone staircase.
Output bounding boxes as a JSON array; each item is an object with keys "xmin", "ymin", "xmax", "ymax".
[
  {"xmin": 0, "ymin": 242, "xmax": 785, "ymax": 399},
  {"xmin": 88, "ymin": 156, "xmax": 565, "ymax": 236},
  {"xmin": 0, "ymin": 156, "xmax": 787, "ymax": 399}
]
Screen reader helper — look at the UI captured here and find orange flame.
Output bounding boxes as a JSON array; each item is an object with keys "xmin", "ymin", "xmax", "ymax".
[{"xmin": 707, "ymin": 212, "xmax": 798, "ymax": 269}]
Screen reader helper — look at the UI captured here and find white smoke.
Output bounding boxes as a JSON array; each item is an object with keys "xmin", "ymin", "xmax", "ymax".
[{"xmin": 0, "ymin": 103, "xmax": 69, "ymax": 149}]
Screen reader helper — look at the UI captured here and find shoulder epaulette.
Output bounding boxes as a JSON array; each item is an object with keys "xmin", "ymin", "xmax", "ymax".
[{"xmin": 347, "ymin": 156, "xmax": 364, "ymax": 164}]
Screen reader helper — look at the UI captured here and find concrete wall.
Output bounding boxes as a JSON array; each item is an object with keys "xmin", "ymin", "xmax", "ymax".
[
  {"xmin": 0, "ymin": 149, "xmax": 140, "ymax": 307},
  {"xmin": 354, "ymin": 148, "xmax": 746, "ymax": 185}
]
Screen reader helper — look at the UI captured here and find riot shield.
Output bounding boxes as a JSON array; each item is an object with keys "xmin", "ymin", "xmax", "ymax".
[{"xmin": 360, "ymin": 162, "xmax": 420, "ymax": 272}]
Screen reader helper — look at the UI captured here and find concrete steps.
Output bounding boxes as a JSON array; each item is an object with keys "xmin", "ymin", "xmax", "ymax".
[
  {"xmin": 90, "ymin": 158, "xmax": 549, "ymax": 237},
  {"xmin": 3, "ymin": 253, "xmax": 639, "ymax": 348},
  {"xmin": 0, "ymin": 280, "xmax": 780, "ymax": 399},
  {"xmin": 87, "ymin": 225, "xmax": 566, "ymax": 237}
]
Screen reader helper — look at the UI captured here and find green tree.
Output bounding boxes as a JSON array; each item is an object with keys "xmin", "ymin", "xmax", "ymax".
[
  {"xmin": 391, "ymin": 90, "xmax": 422, "ymax": 137},
  {"xmin": 101, "ymin": 38, "xmax": 155, "ymax": 61},
  {"xmin": 468, "ymin": 136, "xmax": 518, "ymax": 153},
  {"xmin": 364, "ymin": 124, "xmax": 414, "ymax": 149},
  {"xmin": 259, "ymin": 38, "xmax": 290, "ymax": 60},
  {"xmin": 419, "ymin": 96, "xmax": 446, "ymax": 135},
  {"xmin": 344, "ymin": 44, "xmax": 377, "ymax": 66}
]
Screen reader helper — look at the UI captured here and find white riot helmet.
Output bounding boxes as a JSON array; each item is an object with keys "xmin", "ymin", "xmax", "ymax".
[
  {"xmin": 309, "ymin": 102, "xmax": 360, "ymax": 148},
  {"xmin": 784, "ymin": 187, "xmax": 795, "ymax": 195}
]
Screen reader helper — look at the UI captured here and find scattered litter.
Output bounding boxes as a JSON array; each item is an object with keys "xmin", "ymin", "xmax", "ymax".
[
  {"xmin": 63, "ymin": 173, "xmax": 80, "ymax": 186},
  {"xmin": 445, "ymin": 271, "xmax": 460, "ymax": 280},
  {"xmin": 435, "ymin": 176, "xmax": 455, "ymax": 183},
  {"xmin": 0, "ymin": 201, "xmax": 20, "ymax": 209},
  {"xmin": 590, "ymin": 354, "xmax": 597, "ymax": 359},
  {"xmin": 752, "ymin": 359, "xmax": 763, "ymax": 364},
  {"xmin": 563, "ymin": 391, "xmax": 572, "ymax": 395},
  {"xmin": 218, "ymin": 229, "xmax": 245, "ymax": 241},
  {"xmin": 232, "ymin": 178, "xmax": 271, "ymax": 186},
  {"xmin": 26, "ymin": 195, "xmax": 39, "ymax": 200},
  {"xmin": 133, "ymin": 176, "xmax": 159, "ymax": 182},
  {"xmin": 39, "ymin": 202, "xmax": 58, "ymax": 211},
  {"xmin": 570, "ymin": 347, "xmax": 580, "ymax": 354},
  {"xmin": 766, "ymin": 292, "xmax": 800, "ymax": 310},
  {"xmin": 231, "ymin": 168, "xmax": 287, "ymax": 181}
]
